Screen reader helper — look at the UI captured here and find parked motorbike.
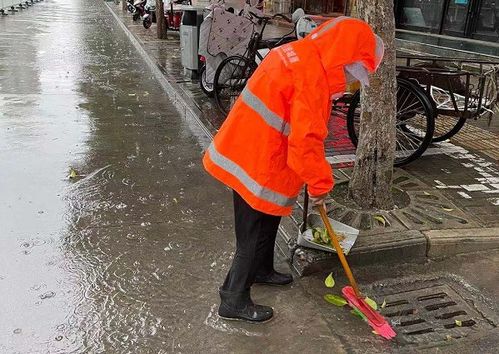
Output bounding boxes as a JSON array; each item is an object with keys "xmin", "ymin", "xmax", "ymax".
[
  {"xmin": 129, "ymin": 0, "xmax": 156, "ymax": 29},
  {"xmin": 126, "ymin": 0, "xmax": 136, "ymax": 16}
]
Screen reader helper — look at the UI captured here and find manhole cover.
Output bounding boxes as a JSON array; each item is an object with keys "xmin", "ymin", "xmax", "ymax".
[{"xmin": 379, "ymin": 284, "xmax": 495, "ymax": 345}]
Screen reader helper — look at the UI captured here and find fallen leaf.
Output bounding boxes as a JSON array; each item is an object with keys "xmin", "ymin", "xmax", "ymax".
[
  {"xmin": 381, "ymin": 299, "xmax": 387, "ymax": 308},
  {"xmin": 424, "ymin": 191, "xmax": 431, "ymax": 196},
  {"xmin": 128, "ymin": 93, "xmax": 136, "ymax": 96},
  {"xmin": 372, "ymin": 330, "xmax": 379, "ymax": 336},
  {"xmin": 442, "ymin": 207, "xmax": 454, "ymax": 212},
  {"xmin": 373, "ymin": 215, "xmax": 386, "ymax": 227},
  {"xmin": 445, "ymin": 335, "xmax": 452, "ymax": 341},
  {"xmin": 324, "ymin": 294, "xmax": 347, "ymax": 306},
  {"xmin": 455, "ymin": 320, "xmax": 462, "ymax": 327},
  {"xmin": 173, "ymin": 198, "xmax": 178, "ymax": 204},
  {"xmin": 68, "ymin": 168, "xmax": 78, "ymax": 179},
  {"xmin": 324, "ymin": 273, "xmax": 335, "ymax": 288},
  {"xmin": 364, "ymin": 296, "xmax": 378, "ymax": 310},
  {"xmin": 350, "ymin": 308, "xmax": 367, "ymax": 321}
]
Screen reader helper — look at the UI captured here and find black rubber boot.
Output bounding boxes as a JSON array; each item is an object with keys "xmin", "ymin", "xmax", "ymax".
[
  {"xmin": 254, "ymin": 270, "xmax": 293, "ymax": 286},
  {"xmin": 218, "ymin": 289, "xmax": 273, "ymax": 323}
]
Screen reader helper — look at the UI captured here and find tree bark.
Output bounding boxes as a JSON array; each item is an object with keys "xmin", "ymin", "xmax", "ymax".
[
  {"xmin": 156, "ymin": 0, "xmax": 168, "ymax": 39},
  {"xmin": 346, "ymin": 0, "xmax": 357, "ymax": 17},
  {"xmin": 348, "ymin": 0, "xmax": 397, "ymax": 210}
]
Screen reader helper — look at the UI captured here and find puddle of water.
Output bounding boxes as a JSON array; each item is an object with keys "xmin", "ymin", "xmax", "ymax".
[{"xmin": 204, "ymin": 304, "xmax": 264, "ymax": 338}]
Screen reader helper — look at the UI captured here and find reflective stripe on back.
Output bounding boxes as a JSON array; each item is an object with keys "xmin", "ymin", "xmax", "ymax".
[
  {"xmin": 241, "ymin": 87, "xmax": 290, "ymax": 136},
  {"xmin": 208, "ymin": 143, "xmax": 297, "ymax": 208}
]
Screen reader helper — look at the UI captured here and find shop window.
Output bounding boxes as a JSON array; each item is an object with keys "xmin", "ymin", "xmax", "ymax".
[
  {"xmin": 397, "ymin": 0, "xmax": 445, "ymax": 32},
  {"xmin": 442, "ymin": 0, "xmax": 471, "ymax": 35},
  {"xmin": 472, "ymin": 0, "xmax": 499, "ymax": 41}
]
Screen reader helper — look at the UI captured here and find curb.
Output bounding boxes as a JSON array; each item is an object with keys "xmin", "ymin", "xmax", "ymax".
[
  {"xmin": 283, "ymin": 224, "xmax": 499, "ymax": 276},
  {"xmin": 424, "ymin": 227, "xmax": 499, "ymax": 258},
  {"xmin": 281, "ymin": 229, "xmax": 428, "ymax": 276},
  {"xmin": 105, "ymin": 2, "xmax": 213, "ymax": 147}
]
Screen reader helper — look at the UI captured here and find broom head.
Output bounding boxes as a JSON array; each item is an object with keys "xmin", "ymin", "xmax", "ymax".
[{"xmin": 342, "ymin": 286, "xmax": 396, "ymax": 340}]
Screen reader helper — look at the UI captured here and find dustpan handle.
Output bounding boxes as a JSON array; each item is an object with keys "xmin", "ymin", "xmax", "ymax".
[
  {"xmin": 301, "ymin": 186, "xmax": 309, "ymax": 234},
  {"xmin": 318, "ymin": 205, "xmax": 361, "ymax": 298}
]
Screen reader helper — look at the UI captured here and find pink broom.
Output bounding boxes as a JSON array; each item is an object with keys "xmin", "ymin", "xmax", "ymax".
[{"xmin": 318, "ymin": 205, "xmax": 396, "ymax": 340}]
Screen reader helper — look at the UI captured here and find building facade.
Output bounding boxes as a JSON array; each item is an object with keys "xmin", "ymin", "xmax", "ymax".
[{"xmin": 395, "ymin": 0, "xmax": 499, "ymax": 42}]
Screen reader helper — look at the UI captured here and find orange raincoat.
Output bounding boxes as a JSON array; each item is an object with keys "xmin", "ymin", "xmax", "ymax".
[{"xmin": 203, "ymin": 17, "xmax": 383, "ymax": 216}]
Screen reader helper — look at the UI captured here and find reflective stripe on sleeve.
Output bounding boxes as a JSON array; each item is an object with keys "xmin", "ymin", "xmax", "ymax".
[
  {"xmin": 241, "ymin": 87, "xmax": 290, "ymax": 136},
  {"xmin": 208, "ymin": 143, "xmax": 297, "ymax": 208}
]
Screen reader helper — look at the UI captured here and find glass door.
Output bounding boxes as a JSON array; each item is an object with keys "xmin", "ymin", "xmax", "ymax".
[
  {"xmin": 394, "ymin": 0, "xmax": 499, "ymax": 41},
  {"xmin": 395, "ymin": 0, "xmax": 446, "ymax": 33},
  {"xmin": 470, "ymin": 0, "xmax": 499, "ymax": 42},
  {"xmin": 442, "ymin": 0, "xmax": 473, "ymax": 37}
]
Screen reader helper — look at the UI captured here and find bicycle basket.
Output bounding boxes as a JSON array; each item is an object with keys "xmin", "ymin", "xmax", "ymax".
[{"xmin": 206, "ymin": 7, "xmax": 255, "ymax": 58}]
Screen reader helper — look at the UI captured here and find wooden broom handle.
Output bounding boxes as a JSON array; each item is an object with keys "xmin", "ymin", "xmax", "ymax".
[{"xmin": 318, "ymin": 205, "xmax": 361, "ymax": 298}]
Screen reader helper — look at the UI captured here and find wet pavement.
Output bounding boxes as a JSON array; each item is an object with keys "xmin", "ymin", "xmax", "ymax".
[
  {"xmin": 0, "ymin": 1, "xmax": 339, "ymax": 352},
  {"xmin": 1, "ymin": 1, "xmax": 499, "ymax": 353}
]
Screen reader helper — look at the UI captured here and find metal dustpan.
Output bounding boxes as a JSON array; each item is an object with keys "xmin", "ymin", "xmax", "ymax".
[
  {"xmin": 297, "ymin": 213, "xmax": 359, "ymax": 255},
  {"xmin": 296, "ymin": 187, "xmax": 359, "ymax": 255}
]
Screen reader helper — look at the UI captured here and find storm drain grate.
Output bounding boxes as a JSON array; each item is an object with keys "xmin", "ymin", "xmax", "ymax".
[{"xmin": 378, "ymin": 284, "xmax": 494, "ymax": 344}]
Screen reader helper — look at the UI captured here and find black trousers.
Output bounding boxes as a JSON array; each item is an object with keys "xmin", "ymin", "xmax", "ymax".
[{"xmin": 221, "ymin": 191, "xmax": 282, "ymax": 292}]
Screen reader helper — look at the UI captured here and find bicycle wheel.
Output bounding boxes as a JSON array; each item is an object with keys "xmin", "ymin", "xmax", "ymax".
[
  {"xmin": 213, "ymin": 55, "xmax": 256, "ymax": 115},
  {"xmin": 432, "ymin": 115, "xmax": 467, "ymax": 142},
  {"xmin": 199, "ymin": 64, "xmax": 214, "ymax": 97},
  {"xmin": 399, "ymin": 63, "xmax": 467, "ymax": 142},
  {"xmin": 429, "ymin": 85, "xmax": 466, "ymax": 142},
  {"xmin": 347, "ymin": 77, "xmax": 435, "ymax": 167}
]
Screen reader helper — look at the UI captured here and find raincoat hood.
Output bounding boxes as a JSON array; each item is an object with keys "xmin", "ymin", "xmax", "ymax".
[{"xmin": 305, "ymin": 17, "xmax": 384, "ymax": 94}]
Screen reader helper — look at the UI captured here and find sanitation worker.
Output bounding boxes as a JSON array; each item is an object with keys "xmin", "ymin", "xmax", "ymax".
[{"xmin": 203, "ymin": 16, "xmax": 384, "ymax": 323}]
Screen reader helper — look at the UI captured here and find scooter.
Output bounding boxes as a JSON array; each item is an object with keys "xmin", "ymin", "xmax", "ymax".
[
  {"xmin": 142, "ymin": 0, "xmax": 156, "ymax": 29},
  {"xmin": 130, "ymin": 0, "xmax": 156, "ymax": 29}
]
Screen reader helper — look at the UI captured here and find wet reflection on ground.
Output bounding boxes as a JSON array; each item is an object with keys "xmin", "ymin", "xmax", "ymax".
[{"xmin": 0, "ymin": 0, "xmax": 237, "ymax": 352}]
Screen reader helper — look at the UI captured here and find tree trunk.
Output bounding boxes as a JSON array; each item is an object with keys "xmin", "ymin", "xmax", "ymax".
[
  {"xmin": 156, "ymin": 0, "xmax": 168, "ymax": 39},
  {"xmin": 122, "ymin": 0, "xmax": 127, "ymax": 12},
  {"xmin": 348, "ymin": 0, "xmax": 397, "ymax": 210},
  {"xmin": 346, "ymin": 0, "xmax": 357, "ymax": 17}
]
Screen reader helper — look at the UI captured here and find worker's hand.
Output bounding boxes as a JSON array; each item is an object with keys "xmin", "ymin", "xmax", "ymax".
[{"xmin": 309, "ymin": 192, "xmax": 329, "ymax": 207}]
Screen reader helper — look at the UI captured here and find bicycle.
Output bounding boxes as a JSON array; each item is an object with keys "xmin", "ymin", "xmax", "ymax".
[{"xmin": 212, "ymin": 11, "xmax": 296, "ymax": 115}]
